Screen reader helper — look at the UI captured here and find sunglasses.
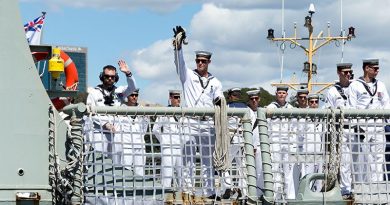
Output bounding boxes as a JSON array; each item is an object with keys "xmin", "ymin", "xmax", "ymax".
[
  {"xmin": 298, "ymin": 95, "xmax": 307, "ymax": 99},
  {"xmin": 369, "ymin": 66, "xmax": 379, "ymax": 71},
  {"xmin": 172, "ymin": 96, "xmax": 180, "ymax": 99},
  {"xmin": 129, "ymin": 94, "xmax": 139, "ymax": 97},
  {"xmin": 309, "ymin": 100, "xmax": 318, "ymax": 104},
  {"xmin": 104, "ymin": 74, "xmax": 116, "ymax": 79},
  {"xmin": 342, "ymin": 70, "xmax": 352, "ymax": 75},
  {"xmin": 250, "ymin": 97, "xmax": 259, "ymax": 101},
  {"xmin": 195, "ymin": 59, "xmax": 209, "ymax": 64}
]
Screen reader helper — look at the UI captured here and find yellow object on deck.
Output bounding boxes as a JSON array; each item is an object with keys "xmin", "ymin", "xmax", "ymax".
[{"xmin": 48, "ymin": 47, "xmax": 64, "ymax": 80}]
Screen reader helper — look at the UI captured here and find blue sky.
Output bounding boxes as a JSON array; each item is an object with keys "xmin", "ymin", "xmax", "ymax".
[{"xmin": 19, "ymin": 0, "xmax": 390, "ymax": 105}]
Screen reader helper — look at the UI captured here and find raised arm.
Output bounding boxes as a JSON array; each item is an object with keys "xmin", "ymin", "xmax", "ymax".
[
  {"xmin": 174, "ymin": 49, "xmax": 187, "ymax": 83},
  {"xmin": 118, "ymin": 59, "xmax": 137, "ymax": 98},
  {"xmin": 173, "ymin": 26, "xmax": 188, "ymax": 83}
]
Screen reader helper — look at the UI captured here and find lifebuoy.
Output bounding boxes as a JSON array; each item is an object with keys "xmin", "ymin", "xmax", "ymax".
[{"xmin": 51, "ymin": 50, "xmax": 79, "ymax": 110}]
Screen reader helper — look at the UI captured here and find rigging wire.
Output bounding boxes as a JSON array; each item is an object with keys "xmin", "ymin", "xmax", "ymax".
[
  {"xmin": 280, "ymin": 0, "xmax": 285, "ymax": 83},
  {"xmin": 340, "ymin": 0, "xmax": 345, "ymax": 63}
]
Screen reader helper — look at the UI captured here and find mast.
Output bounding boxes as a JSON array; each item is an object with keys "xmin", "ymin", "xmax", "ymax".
[{"xmin": 266, "ymin": 3, "xmax": 355, "ymax": 93}]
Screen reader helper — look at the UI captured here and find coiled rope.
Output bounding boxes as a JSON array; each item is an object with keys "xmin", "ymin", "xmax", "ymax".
[{"xmin": 213, "ymin": 97, "xmax": 231, "ymax": 172}]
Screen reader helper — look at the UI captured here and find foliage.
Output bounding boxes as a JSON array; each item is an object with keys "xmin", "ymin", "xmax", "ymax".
[
  {"xmin": 223, "ymin": 87, "xmax": 275, "ymax": 107},
  {"xmin": 72, "ymin": 91, "xmax": 88, "ymax": 104}
]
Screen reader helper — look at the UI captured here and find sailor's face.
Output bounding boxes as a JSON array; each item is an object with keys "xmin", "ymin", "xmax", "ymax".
[
  {"xmin": 338, "ymin": 69, "xmax": 352, "ymax": 82},
  {"xmin": 366, "ymin": 65, "xmax": 379, "ymax": 78},
  {"xmin": 195, "ymin": 57, "xmax": 210, "ymax": 73},
  {"xmin": 276, "ymin": 90, "xmax": 287, "ymax": 102},
  {"xmin": 248, "ymin": 96, "xmax": 259, "ymax": 111},
  {"xmin": 102, "ymin": 69, "xmax": 116, "ymax": 87},
  {"xmin": 308, "ymin": 98, "xmax": 319, "ymax": 108},
  {"xmin": 297, "ymin": 94, "xmax": 308, "ymax": 108},
  {"xmin": 127, "ymin": 93, "xmax": 138, "ymax": 106},
  {"xmin": 170, "ymin": 95, "xmax": 181, "ymax": 107}
]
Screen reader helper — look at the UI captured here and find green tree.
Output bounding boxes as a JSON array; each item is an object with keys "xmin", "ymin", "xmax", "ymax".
[{"xmin": 223, "ymin": 87, "xmax": 275, "ymax": 107}]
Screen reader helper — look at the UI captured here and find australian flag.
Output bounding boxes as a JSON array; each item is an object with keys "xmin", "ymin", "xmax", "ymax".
[{"xmin": 24, "ymin": 13, "xmax": 45, "ymax": 45}]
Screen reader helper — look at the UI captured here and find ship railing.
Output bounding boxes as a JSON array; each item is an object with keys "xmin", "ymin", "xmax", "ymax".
[
  {"xmin": 258, "ymin": 108, "xmax": 390, "ymax": 205},
  {"xmin": 75, "ymin": 105, "xmax": 256, "ymax": 205},
  {"xmin": 62, "ymin": 104, "xmax": 390, "ymax": 205}
]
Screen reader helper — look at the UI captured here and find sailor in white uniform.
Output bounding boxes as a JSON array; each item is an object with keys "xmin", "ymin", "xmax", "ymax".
[
  {"xmin": 324, "ymin": 63, "xmax": 354, "ymax": 197},
  {"xmin": 114, "ymin": 89, "xmax": 149, "ymax": 176},
  {"xmin": 173, "ymin": 26, "xmax": 224, "ymax": 198},
  {"xmin": 84, "ymin": 60, "xmax": 137, "ymax": 160},
  {"xmin": 296, "ymin": 88, "xmax": 309, "ymax": 108},
  {"xmin": 152, "ymin": 90, "xmax": 184, "ymax": 188},
  {"xmin": 348, "ymin": 59, "xmax": 389, "ymax": 182},
  {"xmin": 247, "ymin": 89, "xmax": 264, "ymax": 197},
  {"xmin": 301, "ymin": 93, "xmax": 323, "ymax": 191},
  {"xmin": 220, "ymin": 88, "xmax": 247, "ymax": 199},
  {"xmin": 266, "ymin": 86, "xmax": 297, "ymax": 200}
]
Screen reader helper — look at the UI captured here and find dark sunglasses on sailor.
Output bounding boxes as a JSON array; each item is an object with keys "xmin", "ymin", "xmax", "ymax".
[
  {"xmin": 104, "ymin": 74, "xmax": 116, "ymax": 79},
  {"xmin": 250, "ymin": 97, "xmax": 259, "ymax": 101},
  {"xmin": 130, "ymin": 94, "xmax": 139, "ymax": 97},
  {"xmin": 342, "ymin": 70, "xmax": 352, "ymax": 75},
  {"xmin": 172, "ymin": 96, "xmax": 180, "ymax": 99},
  {"xmin": 309, "ymin": 100, "xmax": 318, "ymax": 104},
  {"xmin": 369, "ymin": 66, "xmax": 379, "ymax": 71},
  {"xmin": 195, "ymin": 59, "xmax": 209, "ymax": 64},
  {"xmin": 298, "ymin": 95, "xmax": 307, "ymax": 99}
]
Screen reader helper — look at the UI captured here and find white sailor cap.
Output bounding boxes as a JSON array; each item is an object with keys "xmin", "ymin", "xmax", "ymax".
[
  {"xmin": 131, "ymin": 88, "xmax": 140, "ymax": 95},
  {"xmin": 308, "ymin": 93, "xmax": 319, "ymax": 100},
  {"xmin": 296, "ymin": 88, "xmax": 309, "ymax": 95},
  {"xmin": 169, "ymin": 89, "xmax": 181, "ymax": 96},
  {"xmin": 337, "ymin": 63, "xmax": 353, "ymax": 70},
  {"xmin": 276, "ymin": 85, "xmax": 289, "ymax": 92},
  {"xmin": 195, "ymin": 50, "xmax": 212, "ymax": 59},
  {"xmin": 228, "ymin": 87, "xmax": 241, "ymax": 96},
  {"xmin": 247, "ymin": 89, "xmax": 260, "ymax": 97},
  {"xmin": 363, "ymin": 59, "xmax": 379, "ymax": 67}
]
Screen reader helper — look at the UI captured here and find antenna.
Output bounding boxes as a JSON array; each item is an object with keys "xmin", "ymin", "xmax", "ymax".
[
  {"xmin": 340, "ymin": 0, "xmax": 345, "ymax": 63},
  {"xmin": 280, "ymin": 0, "xmax": 285, "ymax": 83},
  {"xmin": 267, "ymin": 3, "xmax": 355, "ymax": 93},
  {"xmin": 308, "ymin": 3, "xmax": 316, "ymax": 16}
]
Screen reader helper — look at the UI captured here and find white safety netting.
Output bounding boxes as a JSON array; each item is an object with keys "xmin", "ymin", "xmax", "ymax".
[
  {"xmin": 266, "ymin": 112, "xmax": 390, "ymax": 205},
  {"xmin": 82, "ymin": 112, "xmax": 248, "ymax": 205}
]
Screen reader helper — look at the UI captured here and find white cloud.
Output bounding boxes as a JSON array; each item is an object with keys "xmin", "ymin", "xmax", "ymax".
[
  {"xmin": 31, "ymin": 0, "xmax": 390, "ymax": 104},
  {"xmin": 127, "ymin": 1, "xmax": 390, "ymax": 105}
]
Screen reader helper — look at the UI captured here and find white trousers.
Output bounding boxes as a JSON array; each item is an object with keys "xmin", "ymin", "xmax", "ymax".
[
  {"xmin": 339, "ymin": 128, "xmax": 353, "ymax": 195},
  {"xmin": 299, "ymin": 133, "xmax": 323, "ymax": 192},
  {"xmin": 120, "ymin": 147, "xmax": 146, "ymax": 176},
  {"xmin": 161, "ymin": 147, "xmax": 183, "ymax": 188},
  {"xmin": 271, "ymin": 143, "xmax": 297, "ymax": 200},
  {"xmin": 353, "ymin": 126, "xmax": 385, "ymax": 182},
  {"xmin": 221, "ymin": 142, "xmax": 248, "ymax": 196},
  {"xmin": 182, "ymin": 120, "xmax": 215, "ymax": 196}
]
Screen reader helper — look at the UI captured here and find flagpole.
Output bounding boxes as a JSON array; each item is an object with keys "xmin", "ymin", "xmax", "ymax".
[
  {"xmin": 38, "ymin": 11, "xmax": 46, "ymax": 77},
  {"xmin": 40, "ymin": 11, "xmax": 46, "ymax": 45}
]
